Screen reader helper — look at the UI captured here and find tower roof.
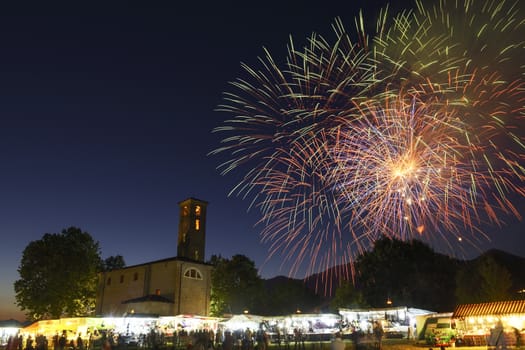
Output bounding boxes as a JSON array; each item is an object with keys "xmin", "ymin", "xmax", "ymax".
[{"xmin": 178, "ymin": 197, "xmax": 208, "ymax": 205}]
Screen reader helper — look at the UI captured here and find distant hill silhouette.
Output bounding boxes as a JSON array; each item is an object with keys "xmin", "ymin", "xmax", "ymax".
[{"xmin": 264, "ymin": 249, "xmax": 525, "ymax": 301}]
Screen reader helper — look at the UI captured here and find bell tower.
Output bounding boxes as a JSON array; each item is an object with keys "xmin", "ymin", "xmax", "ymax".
[{"xmin": 177, "ymin": 198, "xmax": 208, "ymax": 262}]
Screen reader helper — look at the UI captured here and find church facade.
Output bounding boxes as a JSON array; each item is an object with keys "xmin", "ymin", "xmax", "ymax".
[{"xmin": 94, "ymin": 198, "xmax": 213, "ymax": 316}]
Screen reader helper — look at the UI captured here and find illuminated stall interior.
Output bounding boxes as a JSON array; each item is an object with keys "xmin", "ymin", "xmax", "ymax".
[
  {"xmin": 338, "ymin": 306, "xmax": 434, "ymax": 339},
  {"xmin": 453, "ymin": 300, "xmax": 525, "ymax": 346},
  {"xmin": 263, "ymin": 313, "xmax": 341, "ymax": 340}
]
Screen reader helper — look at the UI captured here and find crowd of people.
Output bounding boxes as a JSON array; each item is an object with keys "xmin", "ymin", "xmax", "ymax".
[
  {"xmin": 4, "ymin": 326, "xmax": 271, "ymax": 350},
  {"xmin": 344, "ymin": 321, "xmax": 384, "ymax": 350},
  {"xmin": 4, "ymin": 328, "xmax": 171, "ymax": 350},
  {"xmin": 5, "ymin": 330, "xmax": 89, "ymax": 350},
  {"xmin": 4, "ymin": 318, "xmax": 389, "ymax": 350}
]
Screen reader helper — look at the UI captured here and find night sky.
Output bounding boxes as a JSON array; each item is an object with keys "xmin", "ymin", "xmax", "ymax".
[{"xmin": 1, "ymin": 1, "xmax": 524, "ymax": 320}]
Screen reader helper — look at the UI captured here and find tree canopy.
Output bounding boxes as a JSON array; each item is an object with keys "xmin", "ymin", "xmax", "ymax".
[
  {"xmin": 262, "ymin": 277, "xmax": 322, "ymax": 315},
  {"xmin": 329, "ymin": 280, "xmax": 368, "ymax": 311},
  {"xmin": 102, "ymin": 255, "xmax": 126, "ymax": 271},
  {"xmin": 354, "ymin": 236, "xmax": 458, "ymax": 311},
  {"xmin": 455, "ymin": 255, "xmax": 513, "ymax": 304},
  {"xmin": 209, "ymin": 254, "xmax": 264, "ymax": 316},
  {"xmin": 14, "ymin": 227, "xmax": 103, "ymax": 320}
]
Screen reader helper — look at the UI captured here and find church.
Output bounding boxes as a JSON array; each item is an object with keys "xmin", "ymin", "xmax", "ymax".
[{"xmin": 94, "ymin": 198, "xmax": 213, "ymax": 316}]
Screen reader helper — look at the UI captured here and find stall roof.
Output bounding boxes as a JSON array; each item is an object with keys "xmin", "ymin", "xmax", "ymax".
[
  {"xmin": 339, "ymin": 306, "xmax": 433, "ymax": 315},
  {"xmin": 453, "ymin": 300, "xmax": 525, "ymax": 318},
  {"xmin": 219, "ymin": 314, "xmax": 264, "ymax": 330},
  {"xmin": 0, "ymin": 319, "xmax": 23, "ymax": 328}
]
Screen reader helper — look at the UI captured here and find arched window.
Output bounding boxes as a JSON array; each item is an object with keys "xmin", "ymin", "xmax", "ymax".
[{"xmin": 184, "ymin": 267, "xmax": 203, "ymax": 280}]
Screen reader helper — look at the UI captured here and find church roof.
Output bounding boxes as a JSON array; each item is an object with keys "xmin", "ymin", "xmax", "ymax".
[
  {"xmin": 103, "ymin": 255, "xmax": 212, "ymax": 271},
  {"xmin": 122, "ymin": 294, "xmax": 174, "ymax": 304}
]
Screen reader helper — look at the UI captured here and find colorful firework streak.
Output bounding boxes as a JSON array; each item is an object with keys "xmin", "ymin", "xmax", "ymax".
[{"xmin": 212, "ymin": 0, "xmax": 525, "ymax": 291}]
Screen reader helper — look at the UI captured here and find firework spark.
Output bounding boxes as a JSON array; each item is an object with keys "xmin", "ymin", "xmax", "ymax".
[{"xmin": 373, "ymin": 0, "xmax": 525, "ymax": 87}]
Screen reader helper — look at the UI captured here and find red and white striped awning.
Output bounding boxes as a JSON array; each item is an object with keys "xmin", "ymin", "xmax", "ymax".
[{"xmin": 453, "ymin": 300, "xmax": 525, "ymax": 318}]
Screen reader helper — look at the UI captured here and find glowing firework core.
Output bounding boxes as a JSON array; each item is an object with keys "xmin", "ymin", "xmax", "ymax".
[{"xmin": 391, "ymin": 156, "xmax": 417, "ymax": 180}]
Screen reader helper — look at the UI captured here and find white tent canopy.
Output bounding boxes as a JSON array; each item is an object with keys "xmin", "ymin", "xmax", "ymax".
[{"xmin": 219, "ymin": 314, "xmax": 264, "ymax": 331}]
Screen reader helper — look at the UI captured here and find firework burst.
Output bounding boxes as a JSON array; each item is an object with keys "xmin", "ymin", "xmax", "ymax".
[
  {"xmin": 213, "ymin": 0, "xmax": 525, "ymax": 290},
  {"xmin": 331, "ymin": 84, "xmax": 525, "ymax": 252}
]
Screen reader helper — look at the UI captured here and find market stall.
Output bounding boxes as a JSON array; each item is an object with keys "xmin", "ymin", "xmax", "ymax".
[
  {"xmin": 452, "ymin": 300, "xmax": 525, "ymax": 347},
  {"xmin": 0, "ymin": 319, "xmax": 22, "ymax": 347},
  {"xmin": 18, "ymin": 314, "xmax": 217, "ymax": 350}
]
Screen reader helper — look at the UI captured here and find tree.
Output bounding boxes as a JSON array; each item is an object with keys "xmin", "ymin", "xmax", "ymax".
[
  {"xmin": 14, "ymin": 227, "xmax": 103, "ymax": 320},
  {"xmin": 103, "ymin": 255, "xmax": 126, "ymax": 271},
  {"xmin": 455, "ymin": 261, "xmax": 480, "ymax": 304},
  {"xmin": 355, "ymin": 236, "xmax": 458, "ymax": 311},
  {"xmin": 209, "ymin": 255, "xmax": 230, "ymax": 316},
  {"xmin": 263, "ymin": 277, "xmax": 322, "ymax": 315},
  {"xmin": 478, "ymin": 256, "xmax": 513, "ymax": 301},
  {"xmin": 456, "ymin": 255, "xmax": 513, "ymax": 304},
  {"xmin": 209, "ymin": 254, "xmax": 264, "ymax": 316},
  {"xmin": 329, "ymin": 280, "xmax": 368, "ymax": 311}
]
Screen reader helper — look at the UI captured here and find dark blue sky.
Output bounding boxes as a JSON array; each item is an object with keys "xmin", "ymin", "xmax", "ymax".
[{"xmin": 1, "ymin": 1, "xmax": 523, "ymax": 320}]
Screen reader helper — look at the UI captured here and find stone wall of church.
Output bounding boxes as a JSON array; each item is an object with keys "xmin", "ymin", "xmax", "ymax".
[
  {"xmin": 95, "ymin": 258, "xmax": 212, "ymax": 316},
  {"xmin": 96, "ymin": 264, "xmax": 148, "ymax": 315}
]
